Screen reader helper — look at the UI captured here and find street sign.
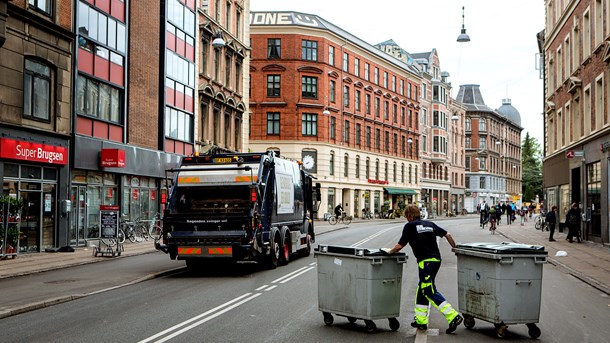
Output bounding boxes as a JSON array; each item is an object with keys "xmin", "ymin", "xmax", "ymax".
[{"xmin": 566, "ymin": 150, "xmax": 584, "ymax": 158}]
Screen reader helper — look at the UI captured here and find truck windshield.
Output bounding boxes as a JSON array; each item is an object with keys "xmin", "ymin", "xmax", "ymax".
[{"xmin": 173, "ymin": 185, "xmax": 252, "ymax": 215}]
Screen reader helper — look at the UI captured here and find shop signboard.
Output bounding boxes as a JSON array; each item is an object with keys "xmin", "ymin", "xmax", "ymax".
[
  {"xmin": 0, "ymin": 138, "xmax": 67, "ymax": 165},
  {"xmin": 99, "ymin": 205, "xmax": 119, "ymax": 238}
]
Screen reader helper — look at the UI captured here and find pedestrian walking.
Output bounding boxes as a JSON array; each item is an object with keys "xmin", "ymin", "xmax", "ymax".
[
  {"xmin": 479, "ymin": 201, "xmax": 489, "ymax": 227},
  {"xmin": 565, "ymin": 203, "xmax": 582, "ymax": 243},
  {"xmin": 519, "ymin": 208, "xmax": 526, "ymax": 226},
  {"xmin": 384, "ymin": 205, "xmax": 463, "ymax": 334},
  {"xmin": 546, "ymin": 206, "xmax": 557, "ymax": 241}
]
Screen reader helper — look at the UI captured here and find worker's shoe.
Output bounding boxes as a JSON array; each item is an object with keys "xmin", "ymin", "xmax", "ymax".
[
  {"xmin": 446, "ymin": 315, "xmax": 463, "ymax": 334},
  {"xmin": 410, "ymin": 321, "xmax": 428, "ymax": 330}
]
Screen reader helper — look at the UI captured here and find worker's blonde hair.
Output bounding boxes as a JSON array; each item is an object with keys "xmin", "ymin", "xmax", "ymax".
[{"xmin": 404, "ymin": 205, "xmax": 421, "ymax": 221}]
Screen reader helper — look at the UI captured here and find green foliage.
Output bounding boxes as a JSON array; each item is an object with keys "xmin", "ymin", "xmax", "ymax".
[{"xmin": 521, "ymin": 133, "xmax": 542, "ymax": 202}]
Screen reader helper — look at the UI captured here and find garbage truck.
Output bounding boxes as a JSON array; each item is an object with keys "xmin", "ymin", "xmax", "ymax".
[{"xmin": 156, "ymin": 149, "xmax": 321, "ymax": 269}]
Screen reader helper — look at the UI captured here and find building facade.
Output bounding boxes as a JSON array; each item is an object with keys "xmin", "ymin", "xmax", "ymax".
[
  {"xmin": 249, "ymin": 11, "xmax": 422, "ymax": 218},
  {"xmin": 1, "ymin": 0, "xmax": 74, "ymax": 253},
  {"xmin": 543, "ymin": 0, "xmax": 610, "ymax": 243},
  {"xmin": 375, "ymin": 42, "xmax": 467, "ymax": 216},
  {"xmin": 456, "ymin": 85, "xmax": 522, "ymax": 211},
  {"xmin": 197, "ymin": 0, "xmax": 250, "ymax": 153}
]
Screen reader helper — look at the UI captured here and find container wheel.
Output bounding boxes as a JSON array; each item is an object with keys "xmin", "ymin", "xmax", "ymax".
[
  {"xmin": 463, "ymin": 315, "xmax": 475, "ymax": 329},
  {"xmin": 388, "ymin": 317, "xmax": 400, "ymax": 331},
  {"xmin": 494, "ymin": 323, "xmax": 508, "ymax": 338},
  {"xmin": 526, "ymin": 323, "xmax": 541, "ymax": 339},
  {"xmin": 347, "ymin": 317, "xmax": 357, "ymax": 323},
  {"xmin": 323, "ymin": 312, "xmax": 333, "ymax": 326},
  {"xmin": 364, "ymin": 320, "xmax": 376, "ymax": 333}
]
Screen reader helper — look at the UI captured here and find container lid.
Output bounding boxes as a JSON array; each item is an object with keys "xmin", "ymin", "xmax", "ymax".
[
  {"xmin": 315, "ymin": 244, "xmax": 406, "ymax": 257},
  {"xmin": 455, "ymin": 242, "xmax": 546, "ymax": 254}
]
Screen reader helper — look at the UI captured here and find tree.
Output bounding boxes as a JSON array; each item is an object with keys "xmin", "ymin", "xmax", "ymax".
[{"xmin": 521, "ymin": 133, "xmax": 542, "ymax": 202}]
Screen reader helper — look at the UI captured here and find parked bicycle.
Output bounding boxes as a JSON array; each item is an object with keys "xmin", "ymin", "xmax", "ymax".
[
  {"xmin": 328, "ymin": 212, "xmax": 352, "ymax": 225},
  {"xmin": 535, "ymin": 215, "xmax": 548, "ymax": 231}
]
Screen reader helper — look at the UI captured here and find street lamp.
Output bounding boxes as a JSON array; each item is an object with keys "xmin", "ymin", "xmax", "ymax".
[
  {"xmin": 457, "ymin": 6, "xmax": 471, "ymax": 43},
  {"xmin": 212, "ymin": 31, "xmax": 225, "ymax": 49}
]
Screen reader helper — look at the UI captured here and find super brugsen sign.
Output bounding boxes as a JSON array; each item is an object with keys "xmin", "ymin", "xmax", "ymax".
[{"xmin": 0, "ymin": 138, "xmax": 68, "ymax": 165}]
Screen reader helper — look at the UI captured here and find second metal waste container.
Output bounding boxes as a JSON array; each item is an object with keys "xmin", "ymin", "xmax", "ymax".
[
  {"xmin": 453, "ymin": 242, "xmax": 547, "ymax": 339},
  {"xmin": 315, "ymin": 244, "xmax": 407, "ymax": 332}
]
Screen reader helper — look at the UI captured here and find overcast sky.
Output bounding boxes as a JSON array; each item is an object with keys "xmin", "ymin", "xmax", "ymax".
[{"xmin": 250, "ymin": 0, "xmax": 545, "ymax": 144}]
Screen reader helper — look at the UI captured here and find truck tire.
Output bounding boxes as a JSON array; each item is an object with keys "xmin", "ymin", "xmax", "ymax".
[
  {"xmin": 265, "ymin": 228, "xmax": 280, "ymax": 269},
  {"xmin": 300, "ymin": 236, "xmax": 312, "ymax": 257},
  {"xmin": 279, "ymin": 227, "xmax": 291, "ymax": 266}
]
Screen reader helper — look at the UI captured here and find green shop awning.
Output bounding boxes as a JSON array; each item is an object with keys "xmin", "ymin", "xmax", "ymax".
[{"xmin": 384, "ymin": 187, "xmax": 418, "ymax": 195}]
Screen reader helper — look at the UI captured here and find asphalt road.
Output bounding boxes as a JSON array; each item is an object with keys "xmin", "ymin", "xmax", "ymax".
[{"xmin": 1, "ymin": 218, "xmax": 609, "ymax": 342}]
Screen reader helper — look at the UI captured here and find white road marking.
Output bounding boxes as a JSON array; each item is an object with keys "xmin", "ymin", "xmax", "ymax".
[
  {"xmin": 264, "ymin": 285, "xmax": 278, "ymax": 291},
  {"xmin": 271, "ymin": 266, "xmax": 311, "ymax": 283},
  {"xmin": 278, "ymin": 266, "xmax": 315, "ymax": 283},
  {"xmin": 255, "ymin": 285, "xmax": 268, "ymax": 291},
  {"xmin": 137, "ymin": 293, "xmax": 259, "ymax": 343}
]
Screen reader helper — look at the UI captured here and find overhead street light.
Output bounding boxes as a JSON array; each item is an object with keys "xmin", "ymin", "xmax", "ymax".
[{"xmin": 457, "ymin": 6, "xmax": 471, "ymax": 43}]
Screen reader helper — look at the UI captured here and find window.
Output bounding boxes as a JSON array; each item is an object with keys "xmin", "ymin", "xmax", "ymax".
[
  {"xmin": 393, "ymin": 133, "xmax": 398, "ymax": 154},
  {"xmin": 479, "ymin": 157, "xmax": 487, "ymax": 170},
  {"xmin": 29, "ymin": 0, "xmax": 51, "ymax": 15},
  {"xmin": 225, "ymin": 1, "xmax": 231, "ymax": 29},
  {"xmin": 76, "ymin": 75, "xmax": 121, "ymax": 124},
  {"xmin": 267, "ymin": 75, "xmax": 280, "ymax": 97},
  {"xmin": 330, "ymin": 117, "xmax": 336, "ymax": 139},
  {"xmin": 479, "ymin": 137, "xmax": 487, "ymax": 150},
  {"xmin": 375, "ymin": 159, "xmax": 379, "ymax": 179},
  {"xmin": 375, "ymin": 97, "xmax": 380, "ymax": 117},
  {"xmin": 344, "ymin": 120, "xmax": 350, "ymax": 143},
  {"xmin": 354, "ymin": 58, "xmax": 360, "ymax": 77},
  {"xmin": 401, "ymin": 164, "xmax": 405, "ymax": 183},
  {"xmin": 165, "ymin": 106, "xmax": 193, "ymax": 141},
  {"xmin": 267, "ymin": 112, "xmax": 280, "ymax": 135},
  {"xmin": 366, "ymin": 126, "xmax": 371, "ymax": 148},
  {"xmin": 355, "ymin": 90, "xmax": 361, "ymax": 111},
  {"xmin": 329, "ymin": 152, "xmax": 334, "ymax": 175},
  {"xmin": 375, "ymin": 128, "xmax": 380, "ymax": 150},
  {"xmin": 384, "ymin": 131, "xmax": 389, "ymax": 152},
  {"xmin": 383, "ymin": 72, "xmax": 388, "ymax": 88},
  {"xmin": 465, "ymin": 118, "xmax": 471, "ymax": 130},
  {"xmin": 344, "ymin": 154, "xmax": 349, "ymax": 177},
  {"xmin": 384, "ymin": 160, "xmax": 389, "ymax": 180},
  {"xmin": 302, "ymin": 113, "xmax": 318, "ymax": 136},
  {"xmin": 301, "ymin": 76, "xmax": 318, "ymax": 98},
  {"xmin": 374, "ymin": 67, "xmax": 379, "ymax": 84},
  {"xmin": 393, "ymin": 162, "xmax": 397, "ymax": 182},
  {"xmin": 356, "ymin": 123, "xmax": 361, "ymax": 146},
  {"xmin": 401, "ymin": 136, "xmax": 406, "ymax": 156},
  {"xmin": 355, "ymin": 156, "xmax": 360, "ymax": 178},
  {"xmin": 329, "ymin": 80, "xmax": 336, "ymax": 102},
  {"xmin": 384, "ymin": 101, "xmax": 389, "ymax": 120},
  {"xmin": 365, "ymin": 94, "xmax": 371, "ymax": 114},
  {"xmin": 392, "ymin": 104, "xmax": 397, "ymax": 123},
  {"xmin": 465, "ymin": 137, "xmax": 471, "ymax": 148},
  {"xmin": 401, "ymin": 107, "xmax": 405, "ymax": 125},
  {"xmin": 391, "ymin": 75, "xmax": 396, "ymax": 92},
  {"xmin": 343, "ymin": 52, "xmax": 349, "ymax": 72},
  {"xmin": 479, "ymin": 177, "xmax": 486, "ymax": 189},
  {"xmin": 236, "ymin": 10, "xmax": 241, "ymax": 39},
  {"xmin": 364, "ymin": 63, "xmax": 370, "ymax": 81},
  {"xmin": 23, "ymin": 59, "xmax": 51, "ymax": 121},
  {"xmin": 328, "ymin": 45, "xmax": 335, "ymax": 66},
  {"xmin": 343, "ymin": 86, "xmax": 350, "ymax": 108},
  {"xmin": 225, "ymin": 54, "xmax": 232, "ymax": 85},
  {"xmin": 267, "ymin": 38, "xmax": 281, "ymax": 59},
  {"xmin": 400, "ymin": 79, "xmax": 404, "ymax": 95},
  {"xmin": 365, "ymin": 158, "xmax": 370, "ymax": 179},
  {"xmin": 301, "ymin": 40, "xmax": 317, "ymax": 61},
  {"xmin": 479, "ymin": 118, "xmax": 486, "ymax": 131}
]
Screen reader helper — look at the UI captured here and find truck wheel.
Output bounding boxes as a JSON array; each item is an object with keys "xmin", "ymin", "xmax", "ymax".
[
  {"xmin": 279, "ymin": 228, "xmax": 290, "ymax": 266},
  {"xmin": 300, "ymin": 236, "xmax": 312, "ymax": 257},
  {"xmin": 265, "ymin": 231, "xmax": 280, "ymax": 269}
]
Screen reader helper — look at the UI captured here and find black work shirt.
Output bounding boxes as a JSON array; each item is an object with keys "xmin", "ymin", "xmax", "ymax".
[{"xmin": 397, "ymin": 220, "xmax": 447, "ymax": 262}]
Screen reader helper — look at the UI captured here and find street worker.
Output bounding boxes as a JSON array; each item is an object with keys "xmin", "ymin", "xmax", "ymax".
[
  {"xmin": 546, "ymin": 205, "xmax": 557, "ymax": 241},
  {"xmin": 384, "ymin": 204, "xmax": 463, "ymax": 334}
]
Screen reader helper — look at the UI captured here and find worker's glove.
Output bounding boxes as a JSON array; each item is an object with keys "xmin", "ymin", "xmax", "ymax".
[{"xmin": 381, "ymin": 248, "xmax": 393, "ymax": 254}]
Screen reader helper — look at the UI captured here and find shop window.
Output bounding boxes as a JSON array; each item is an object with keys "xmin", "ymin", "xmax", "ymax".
[
  {"xmin": 4, "ymin": 163, "xmax": 19, "ymax": 177},
  {"xmin": 29, "ymin": 0, "xmax": 52, "ymax": 16}
]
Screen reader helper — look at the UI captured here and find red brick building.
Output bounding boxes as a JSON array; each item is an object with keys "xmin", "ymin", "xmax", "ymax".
[
  {"xmin": 249, "ymin": 11, "xmax": 422, "ymax": 218},
  {"xmin": 543, "ymin": 0, "xmax": 610, "ymax": 243}
]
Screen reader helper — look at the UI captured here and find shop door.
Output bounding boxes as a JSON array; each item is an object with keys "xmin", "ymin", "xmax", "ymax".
[
  {"xmin": 20, "ymin": 189, "xmax": 41, "ymax": 252},
  {"xmin": 69, "ymin": 186, "xmax": 87, "ymax": 247}
]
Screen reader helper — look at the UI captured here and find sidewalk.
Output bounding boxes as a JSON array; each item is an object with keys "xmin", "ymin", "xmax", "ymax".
[{"xmin": 1, "ymin": 216, "xmax": 609, "ymax": 295}]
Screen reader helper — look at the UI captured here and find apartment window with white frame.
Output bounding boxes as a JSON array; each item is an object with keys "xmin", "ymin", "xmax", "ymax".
[
  {"xmin": 557, "ymin": 109, "xmax": 564, "ymax": 147},
  {"xmin": 374, "ymin": 67, "xmax": 379, "ymax": 84},
  {"xmin": 344, "ymin": 154, "xmax": 349, "ymax": 177},
  {"xmin": 556, "ymin": 46, "xmax": 563, "ymax": 84},
  {"xmin": 383, "ymin": 72, "xmax": 388, "ymax": 88},
  {"xmin": 584, "ymin": 86, "xmax": 591, "ymax": 135},
  {"xmin": 572, "ymin": 25, "xmax": 580, "ymax": 67},
  {"xmin": 583, "ymin": 9, "xmax": 591, "ymax": 58},
  {"xmin": 564, "ymin": 36, "xmax": 571, "ymax": 75},
  {"xmin": 399, "ymin": 79, "xmax": 404, "ymax": 95},
  {"xmin": 391, "ymin": 75, "xmax": 396, "ymax": 92},
  {"xmin": 354, "ymin": 58, "xmax": 360, "ymax": 77},
  {"xmin": 364, "ymin": 63, "xmax": 369, "ymax": 81},
  {"xmin": 343, "ymin": 52, "xmax": 348, "ymax": 72},
  {"xmin": 595, "ymin": 75, "xmax": 604, "ymax": 129},
  {"xmin": 329, "ymin": 45, "xmax": 335, "ymax": 66},
  {"xmin": 565, "ymin": 102, "xmax": 572, "ymax": 143},
  {"xmin": 594, "ymin": 0, "xmax": 602, "ymax": 47}
]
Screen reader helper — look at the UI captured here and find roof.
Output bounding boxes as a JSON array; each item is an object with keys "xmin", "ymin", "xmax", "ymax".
[{"xmin": 496, "ymin": 98, "xmax": 522, "ymax": 126}]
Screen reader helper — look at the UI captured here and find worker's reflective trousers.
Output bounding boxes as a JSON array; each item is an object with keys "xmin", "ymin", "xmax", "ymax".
[{"xmin": 413, "ymin": 258, "xmax": 460, "ymax": 325}]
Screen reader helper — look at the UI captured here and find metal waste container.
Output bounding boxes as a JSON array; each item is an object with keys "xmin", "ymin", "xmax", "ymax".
[
  {"xmin": 314, "ymin": 244, "xmax": 407, "ymax": 332},
  {"xmin": 453, "ymin": 242, "xmax": 547, "ymax": 339}
]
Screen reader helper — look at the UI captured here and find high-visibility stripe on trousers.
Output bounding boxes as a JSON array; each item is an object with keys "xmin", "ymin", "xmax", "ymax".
[{"xmin": 413, "ymin": 258, "xmax": 459, "ymax": 324}]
